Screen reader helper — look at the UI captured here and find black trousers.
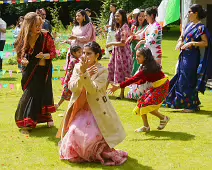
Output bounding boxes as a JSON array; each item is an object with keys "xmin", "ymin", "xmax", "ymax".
[{"xmin": 0, "ymin": 40, "xmax": 6, "ymax": 70}]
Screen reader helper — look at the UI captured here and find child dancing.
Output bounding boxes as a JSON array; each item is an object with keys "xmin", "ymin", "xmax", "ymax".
[{"xmin": 109, "ymin": 47, "xmax": 170, "ymax": 132}]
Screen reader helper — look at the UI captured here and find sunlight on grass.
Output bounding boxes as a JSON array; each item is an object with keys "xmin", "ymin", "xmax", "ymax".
[{"xmin": 0, "ymin": 28, "xmax": 212, "ymax": 170}]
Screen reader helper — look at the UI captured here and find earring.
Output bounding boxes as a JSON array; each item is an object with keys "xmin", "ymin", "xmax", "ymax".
[{"xmin": 84, "ymin": 18, "xmax": 85, "ymax": 21}]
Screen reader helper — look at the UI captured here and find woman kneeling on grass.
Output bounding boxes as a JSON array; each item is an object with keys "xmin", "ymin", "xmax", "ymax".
[
  {"xmin": 109, "ymin": 47, "xmax": 170, "ymax": 132},
  {"xmin": 57, "ymin": 42, "xmax": 128, "ymax": 165}
]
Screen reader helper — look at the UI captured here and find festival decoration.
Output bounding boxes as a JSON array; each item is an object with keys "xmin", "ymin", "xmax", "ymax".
[{"xmin": 0, "ymin": 0, "xmax": 88, "ymax": 4}]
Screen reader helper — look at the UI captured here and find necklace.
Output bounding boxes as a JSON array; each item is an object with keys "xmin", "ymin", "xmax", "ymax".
[{"xmin": 184, "ymin": 21, "xmax": 201, "ymax": 35}]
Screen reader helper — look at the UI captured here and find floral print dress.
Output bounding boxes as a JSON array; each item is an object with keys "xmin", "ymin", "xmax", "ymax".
[{"xmin": 108, "ymin": 23, "xmax": 133, "ymax": 84}]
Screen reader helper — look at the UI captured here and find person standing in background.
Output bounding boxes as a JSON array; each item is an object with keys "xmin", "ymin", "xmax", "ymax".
[
  {"xmin": 128, "ymin": 8, "xmax": 140, "ymax": 28},
  {"xmin": 0, "ymin": 12, "xmax": 6, "ymax": 72},
  {"xmin": 106, "ymin": 9, "xmax": 133, "ymax": 99},
  {"xmin": 40, "ymin": 8, "xmax": 52, "ymax": 33},
  {"xmin": 135, "ymin": 7, "xmax": 163, "ymax": 65},
  {"xmin": 14, "ymin": 16, "xmax": 24, "ymax": 70},
  {"xmin": 13, "ymin": 16, "xmax": 24, "ymax": 39},
  {"xmin": 85, "ymin": 8, "xmax": 92, "ymax": 22},
  {"xmin": 104, "ymin": 3, "xmax": 117, "ymax": 59}
]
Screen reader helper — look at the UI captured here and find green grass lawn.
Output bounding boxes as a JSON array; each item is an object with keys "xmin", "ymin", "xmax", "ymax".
[{"xmin": 0, "ymin": 28, "xmax": 212, "ymax": 170}]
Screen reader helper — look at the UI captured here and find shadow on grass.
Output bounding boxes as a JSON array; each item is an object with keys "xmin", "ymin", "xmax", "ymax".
[
  {"xmin": 108, "ymin": 96, "xmax": 137, "ymax": 103},
  {"xmin": 192, "ymin": 110, "xmax": 212, "ymax": 117},
  {"xmin": 0, "ymin": 77, "xmax": 17, "ymax": 81},
  {"xmin": 164, "ymin": 109, "xmax": 212, "ymax": 117},
  {"xmin": 164, "ymin": 72, "xmax": 174, "ymax": 77},
  {"xmin": 62, "ymin": 156, "xmax": 153, "ymax": 170},
  {"xmin": 163, "ymin": 29, "xmax": 180, "ymax": 41},
  {"xmin": 29, "ymin": 126, "xmax": 60, "ymax": 145},
  {"xmin": 131, "ymin": 131, "xmax": 195, "ymax": 141}
]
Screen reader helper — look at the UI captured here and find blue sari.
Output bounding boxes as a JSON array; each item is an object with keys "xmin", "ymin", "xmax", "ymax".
[{"xmin": 165, "ymin": 23, "xmax": 212, "ymax": 110}]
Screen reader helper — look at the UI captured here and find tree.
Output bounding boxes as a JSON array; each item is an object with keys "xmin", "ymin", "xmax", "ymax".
[{"xmin": 99, "ymin": 0, "xmax": 162, "ymax": 27}]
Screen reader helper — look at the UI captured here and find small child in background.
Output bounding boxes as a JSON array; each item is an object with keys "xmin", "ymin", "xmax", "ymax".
[
  {"xmin": 109, "ymin": 47, "xmax": 170, "ymax": 132},
  {"xmin": 55, "ymin": 45, "xmax": 82, "ymax": 110}
]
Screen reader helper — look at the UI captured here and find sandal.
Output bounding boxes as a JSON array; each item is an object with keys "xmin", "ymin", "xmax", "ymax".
[
  {"xmin": 157, "ymin": 116, "xmax": 170, "ymax": 130},
  {"xmin": 20, "ymin": 127, "xmax": 31, "ymax": 134},
  {"xmin": 47, "ymin": 121, "xmax": 54, "ymax": 128},
  {"xmin": 134, "ymin": 126, "xmax": 150, "ymax": 133}
]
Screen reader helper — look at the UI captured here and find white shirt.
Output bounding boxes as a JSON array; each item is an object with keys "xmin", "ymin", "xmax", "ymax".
[
  {"xmin": 13, "ymin": 27, "xmax": 21, "ymax": 39},
  {"xmin": 0, "ymin": 18, "xmax": 6, "ymax": 40},
  {"xmin": 108, "ymin": 13, "xmax": 114, "ymax": 32}
]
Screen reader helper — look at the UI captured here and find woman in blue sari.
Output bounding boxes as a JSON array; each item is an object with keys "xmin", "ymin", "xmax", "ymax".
[{"xmin": 165, "ymin": 4, "xmax": 212, "ymax": 113}]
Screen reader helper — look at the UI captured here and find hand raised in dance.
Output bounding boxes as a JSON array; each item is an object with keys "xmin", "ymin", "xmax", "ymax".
[
  {"xmin": 79, "ymin": 56, "xmax": 89, "ymax": 74},
  {"xmin": 35, "ymin": 52, "xmax": 44, "ymax": 59},
  {"xmin": 135, "ymin": 40, "xmax": 146, "ymax": 50},
  {"xmin": 126, "ymin": 35, "xmax": 134, "ymax": 44},
  {"xmin": 87, "ymin": 65, "xmax": 98, "ymax": 77},
  {"xmin": 60, "ymin": 40, "xmax": 70, "ymax": 44},
  {"xmin": 107, "ymin": 84, "xmax": 120, "ymax": 95},
  {"xmin": 21, "ymin": 58, "xmax": 29, "ymax": 66},
  {"xmin": 69, "ymin": 35, "xmax": 77, "ymax": 40},
  {"xmin": 106, "ymin": 43, "xmax": 113, "ymax": 48}
]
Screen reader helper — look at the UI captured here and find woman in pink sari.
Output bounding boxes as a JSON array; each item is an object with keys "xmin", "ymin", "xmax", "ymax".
[
  {"xmin": 57, "ymin": 42, "xmax": 128, "ymax": 166},
  {"xmin": 56, "ymin": 10, "xmax": 96, "ymax": 109}
]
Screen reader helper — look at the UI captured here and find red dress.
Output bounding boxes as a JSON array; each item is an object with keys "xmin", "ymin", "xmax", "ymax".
[
  {"xmin": 120, "ymin": 70, "xmax": 169, "ymax": 115},
  {"xmin": 61, "ymin": 55, "xmax": 79, "ymax": 101}
]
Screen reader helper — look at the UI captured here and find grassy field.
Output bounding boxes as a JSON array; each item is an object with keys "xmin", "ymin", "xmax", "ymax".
[{"xmin": 0, "ymin": 28, "xmax": 212, "ymax": 170}]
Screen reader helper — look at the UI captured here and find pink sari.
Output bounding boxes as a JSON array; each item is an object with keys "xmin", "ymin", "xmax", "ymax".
[{"xmin": 59, "ymin": 89, "xmax": 128, "ymax": 166}]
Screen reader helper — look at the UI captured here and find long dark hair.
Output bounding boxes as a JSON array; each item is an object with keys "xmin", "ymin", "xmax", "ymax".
[
  {"xmin": 138, "ymin": 47, "xmax": 161, "ymax": 74},
  {"xmin": 134, "ymin": 10, "xmax": 148, "ymax": 27},
  {"xmin": 15, "ymin": 12, "xmax": 43, "ymax": 59},
  {"xmin": 84, "ymin": 41, "xmax": 102, "ymax": 60},
  {"xmin": 190, "ymin": 4, "xmax": 207, "ymax": 19},
  {"xmin": 70, "ymin": 45, "xmax": 82, "ymax": 55},
  {"xmin": 74, "ymin": 10, "xmax": 90, "ymax": 26},
  {"xmin": 145, "ymin": 6, "xmax": 158, "ymax": 19},
  {"xmin": 115, "ymin": 9, "xmax": 128, "ymax": 29}
]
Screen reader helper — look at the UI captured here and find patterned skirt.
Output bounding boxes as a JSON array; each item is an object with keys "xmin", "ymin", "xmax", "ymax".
[
  {"xmin": 133, "ymin": 78, "xmax": 169, "ymax": 115},
  {"xmin": 127, "ymin": 82, "xmax": 152, "ymax": 100},
  {"xmin": 60, "ymin": 107, "xmax": 128, "ymax": 166}
]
